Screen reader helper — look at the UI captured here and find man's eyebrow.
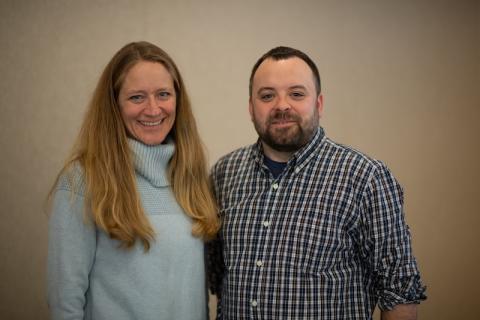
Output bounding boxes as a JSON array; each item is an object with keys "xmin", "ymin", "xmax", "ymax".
[
  {"xmin": 256, "ymin": 85, "xmax": 308, "ymax": 94},
  {"xmin": 289, "ymin": 85, "xmax": 307, "ymax": 90},
  {"xmin": 257, "ymin": 87, "xmax": 275, "ymax": 93}
]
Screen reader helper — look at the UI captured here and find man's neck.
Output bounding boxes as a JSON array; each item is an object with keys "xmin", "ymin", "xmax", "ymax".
[{"xmin": 262, "ymin": 142, "xmax": 293, "ymax": 163}]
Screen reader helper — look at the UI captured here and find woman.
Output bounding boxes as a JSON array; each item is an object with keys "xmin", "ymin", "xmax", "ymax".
[{"xmin": 47, "ymin": 41, "xmax": 219, "ymax": 320}]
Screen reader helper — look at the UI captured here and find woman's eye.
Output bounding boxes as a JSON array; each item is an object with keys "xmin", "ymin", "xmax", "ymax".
[
  {"xmin": 157, "ymin": 91, "xmax": 171, "ymax": 99},
  {"xmin": 129, "ymin": 95, "xmax": 144, "ymax": 103}
]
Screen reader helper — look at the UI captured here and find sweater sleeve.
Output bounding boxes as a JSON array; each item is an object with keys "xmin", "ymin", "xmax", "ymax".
[{"xmin": 47, "ymin": 189, "xmax": 96, "ymax": 320}]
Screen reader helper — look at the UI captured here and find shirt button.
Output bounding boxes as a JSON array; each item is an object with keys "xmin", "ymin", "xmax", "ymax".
[
  {"xmin": 251, "ymin": 300, "xmax": 258, "ymax": 307},
  {"xmin": 272, "ymin": 183, "xmax": 279, "ymax": 190},
  {"xmin": 262, "ymin": 221, "xmax": 270, "ymax": 227},
  {"xmin": 295, "ymin": 167, "xmax": 300, "ymax": 174},
  {"xmin": 256, "ymin": 260, "xmax": 263, "ymax": 267}
]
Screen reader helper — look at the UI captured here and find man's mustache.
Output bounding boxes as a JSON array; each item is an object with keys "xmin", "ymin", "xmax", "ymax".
[{"xmin": 267, "ymin": 110, "xmax": 301, "ymax": 124}]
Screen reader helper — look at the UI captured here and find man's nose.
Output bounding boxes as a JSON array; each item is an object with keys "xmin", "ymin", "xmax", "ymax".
[{"xmin": 275, "ymin": 94, "xmax": 291, "ymax": 111}]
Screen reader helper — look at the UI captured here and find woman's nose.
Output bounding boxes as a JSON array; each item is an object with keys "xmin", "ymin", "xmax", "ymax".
[{"xmin": 144, "ymin": 96, "xmax": 162, "ymax": 115}]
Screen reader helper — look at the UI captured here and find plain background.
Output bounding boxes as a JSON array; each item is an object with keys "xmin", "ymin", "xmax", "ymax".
[{"xmin": 1, "ymin": 0, "xmax": 479, "ymax": 319}]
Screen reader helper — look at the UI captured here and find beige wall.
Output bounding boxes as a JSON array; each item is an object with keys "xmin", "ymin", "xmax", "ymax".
[{"xmin": 1, "ymin": 0, "xmax": 479, "ymax": 319}]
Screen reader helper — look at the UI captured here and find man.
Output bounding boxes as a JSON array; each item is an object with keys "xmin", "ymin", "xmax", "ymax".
[{"xmin": 208, "ymin": 46, "xmax": 426, "ymax": 319}]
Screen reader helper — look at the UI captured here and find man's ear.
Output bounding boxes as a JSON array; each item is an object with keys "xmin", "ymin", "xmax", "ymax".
[
  {"xmin": 249, "ymin": 98, "xmax": 254, "ymax": 121},
  {"xmin": 317, "ymin": 94, "xmax": 324, "ymax": 118}
]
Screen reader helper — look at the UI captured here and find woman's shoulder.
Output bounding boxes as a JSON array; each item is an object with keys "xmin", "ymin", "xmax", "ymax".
[{"xmin": 56, "ymin": 162, "xmax": 87, "ymax": 196}]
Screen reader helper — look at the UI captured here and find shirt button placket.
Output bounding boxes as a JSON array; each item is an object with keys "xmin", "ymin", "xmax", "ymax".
[{"xmin": 251, "ymin": 180, "xmax": 277, "ymax": 317}]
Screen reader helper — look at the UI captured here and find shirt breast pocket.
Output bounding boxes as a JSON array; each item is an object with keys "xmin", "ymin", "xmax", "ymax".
[
  {"xmin": 283, "ymin": 208, "xmax": 355, "ymax": 277},
  {"xmin": 219, "ymin": 184, "xmax": 266, "ymax": 270},
  {"xmin": 220, "ymin": 206, "xmax": 248, "ymax": 271}
]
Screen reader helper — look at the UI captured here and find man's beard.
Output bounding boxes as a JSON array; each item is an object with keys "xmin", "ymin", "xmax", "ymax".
[{"xmin": 253, "ymin": 108, "xmax": 318, "ymax": 153}]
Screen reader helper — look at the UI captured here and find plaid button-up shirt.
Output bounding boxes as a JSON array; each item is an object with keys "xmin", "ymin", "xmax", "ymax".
[{"xmin": 208, "ymin": 127, "xmax": 426, "ymax": 319}]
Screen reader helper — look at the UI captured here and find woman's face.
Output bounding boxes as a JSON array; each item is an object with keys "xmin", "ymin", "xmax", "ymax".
[{"xmin": 118, "ymin": 61, "xmax": 176, "ymax": 145}]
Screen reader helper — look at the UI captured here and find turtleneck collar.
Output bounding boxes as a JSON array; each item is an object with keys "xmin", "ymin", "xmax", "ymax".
[{"xmin": 128, "ymin": 138, "xmax": 175, "ymax": 187}]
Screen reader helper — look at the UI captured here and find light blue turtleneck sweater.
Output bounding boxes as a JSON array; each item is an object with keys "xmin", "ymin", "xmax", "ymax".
[{"xmin": 47, "ymin": 139, "xmax": 207, "ymax": 320}]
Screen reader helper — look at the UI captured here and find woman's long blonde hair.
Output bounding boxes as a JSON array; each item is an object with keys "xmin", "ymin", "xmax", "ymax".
[{"xmin": 49, "ymin": 41, "xmax": 219, "ymax": 250}]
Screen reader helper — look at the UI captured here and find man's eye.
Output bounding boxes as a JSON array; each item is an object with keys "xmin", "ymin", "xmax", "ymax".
[
  {"xmin": 260, "ymin": 94, "xmax": 274, "ymax": 101},
  {"xmin": 129, "ymin": 95, "xmax": 144, "ymax": 103},
  {"xmin": 291, "ymin": 92, "xmax": 305, "ymax": 99}
]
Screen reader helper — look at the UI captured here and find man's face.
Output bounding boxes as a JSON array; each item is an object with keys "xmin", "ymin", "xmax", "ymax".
[{"xmin": 249, "ymin": 57, "xmax": 323, "ymax": 153}]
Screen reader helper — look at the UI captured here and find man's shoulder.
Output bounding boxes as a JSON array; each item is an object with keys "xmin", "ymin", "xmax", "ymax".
[
  {"xmin": 213, "ymin": 144, "xmax": 256, "ymax": 172},
  {"xmin": 321, "ymin": 137, "xmax": 387, "ymax": 172},
  {"xmin": 318, "ymin": 137, "xmax": 401, "ymax": 194}
]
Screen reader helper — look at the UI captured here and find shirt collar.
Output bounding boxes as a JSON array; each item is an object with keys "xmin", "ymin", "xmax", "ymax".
[{"xmin": 252, "ymin": 127, "xmax": 326, "ymax": 173}]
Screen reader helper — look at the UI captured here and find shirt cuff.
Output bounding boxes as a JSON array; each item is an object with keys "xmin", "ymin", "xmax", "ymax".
[{"xmin": 378, "ymin": 274, "xmax": 427, "ymax": 310}]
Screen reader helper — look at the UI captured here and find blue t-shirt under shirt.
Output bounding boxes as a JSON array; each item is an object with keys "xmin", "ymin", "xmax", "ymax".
[{"xmin": 263, "ymin": 156, "xmax": 287, "ymax": 179}]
